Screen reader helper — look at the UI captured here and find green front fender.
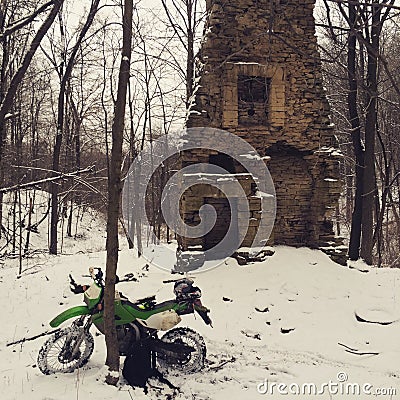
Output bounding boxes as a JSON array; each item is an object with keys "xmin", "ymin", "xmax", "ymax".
[{"xmin": 50, "ymin": 305, "xmax": 90, "ymax": 328}]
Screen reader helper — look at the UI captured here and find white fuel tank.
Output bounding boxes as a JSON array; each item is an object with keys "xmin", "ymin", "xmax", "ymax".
[{"xmin": 137, "ymin": 309, "xmax": 181, "ymax": 331}]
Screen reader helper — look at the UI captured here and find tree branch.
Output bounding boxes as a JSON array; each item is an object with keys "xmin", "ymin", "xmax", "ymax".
[
  {"xmin": 327, "ymin": 0, "xmax": 400, "ymax": 12},
  {"xmin": 0, "ymin": 0, "xmax": 64, "ymax": 127},
  {"xmin": 0, "ymin": 166, "xmax": 95, "ymax": 194},
  {"xmin": 6, "ymin": 329, "xmax": 60, "ymax": 347},
  {"xmin": 0, "ymin": 0, "xmax": 55, "ymax": 40}
]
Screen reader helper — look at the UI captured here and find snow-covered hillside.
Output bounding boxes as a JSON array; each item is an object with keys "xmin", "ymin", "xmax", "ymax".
[
  {"xmin": 2, "ymin": 245, "xmax": 400, "ymax": 400},
  {"xmin": 0, "ymin": 190, "xmax": 106, "ymax": 258}
]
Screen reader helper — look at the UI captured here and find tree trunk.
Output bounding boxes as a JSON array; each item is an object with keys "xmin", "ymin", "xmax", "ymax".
[
  {"xmin": 186, "ymin": 0, "xmax": 194, "ymax": 107},
  {"xmin": 347, "ymin": 4, "xmax": 365, "ymax": 261},
  {"xmin": 373, "ymin": 129, "xmax": 390, "ymax": 267},
  {"xmin": 24, "ymin": 195, "xmax": 33, "ymax": 254},
  {"xmin": 360, "ymin": 1, "xmax": 381, "ymax": 265},
  {"xmin": 104, "ymin": 0, "xmax": 133, "ymax": 385}
]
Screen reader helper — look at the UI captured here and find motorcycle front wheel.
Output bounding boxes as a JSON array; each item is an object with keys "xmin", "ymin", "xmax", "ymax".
[
  {"xmin": 157, "ymin": 327, "xmax": 206, "ymax": 374},
  {"xmin": 37, "ymin": 326, "xmax": 94, "ymax": 374}
]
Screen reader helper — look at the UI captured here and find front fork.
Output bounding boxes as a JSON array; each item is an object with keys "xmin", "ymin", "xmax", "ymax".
[{"xmin": 62, "ymin": 315, "xmax": 92, "ymax": 361}]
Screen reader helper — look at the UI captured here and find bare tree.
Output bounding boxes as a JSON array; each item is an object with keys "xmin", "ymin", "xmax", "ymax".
[
  {"xmin": 48, "ymin": 0, "xmax": 100, "ymax": 254},
  {"xmin": 160, "ymin": 0, "xmax": 205, "ymax": 107},
  {"xmin": 345, "ymin": 2, "xmax": 364, "ymax": 261},
  {"xmin": 104, "ymin": 0, "xmax": 133, "ymax": 384},
  {"xmin": 320, "ymin": 0, "xmax": 399, "ymax": 265},
  {"xmin": 0, "ymin": 0, "xmax": 64, "ymax": 236}
]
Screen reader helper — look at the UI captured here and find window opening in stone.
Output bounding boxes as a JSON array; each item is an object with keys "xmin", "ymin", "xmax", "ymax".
[{"xmin": 238, "ymin": 75, "xmax": 271, "ymax": 126}]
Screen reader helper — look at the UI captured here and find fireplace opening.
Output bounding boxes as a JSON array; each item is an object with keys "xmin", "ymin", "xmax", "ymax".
[
  {"xmin": 209, "ymin": 152, "xmax": 236, "ymax": 174},
  {"xmin": 203, "ymin": 197, "xmax": 239, "ymax": 259},
  {"xmin": 238, "ymin": 75, "xmax": 271, "ymax": 126}
]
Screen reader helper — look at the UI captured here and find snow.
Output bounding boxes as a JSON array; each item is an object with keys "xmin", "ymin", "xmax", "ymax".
[
  {"xmin": 2, "ymin": 245, "xmax": 400, "ymax": 399},
  {"xmin": 4, "ymin": 113, "xmax": 15, "ymax": 120},
  {"xmin": 0, "ymin": 190, "xmax": 106, "ymax": 257},
  {"xmin": 255, "ymin": 190, "xmax": 275, "ymax": 198},
  {"xmin": 315, "ymin": 146, "xmax": 343, "ymax": 158},
  {"xmin": 233, "ymin": 62, "xmax": 265, "ymax": 66},
  {"xmin": 1, "ymin": 202, "xmax": 400, "ymax": 399},
  {"xmin": 238, "ymin": 246, "xmax": 275, "ymax": 254},
  {"xmin": 107, "ymin": 368, "xmax": 121, "ymax": 378},
  {"xmin": 183, "ymin": 172, "xmax": 253, "ymax": 179},
  {"xmin": 239, "ymin": 153, "xmax": 262, "ymax": 160}
]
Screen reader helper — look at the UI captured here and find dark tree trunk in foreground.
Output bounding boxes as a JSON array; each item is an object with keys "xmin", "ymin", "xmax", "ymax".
[
  {"xmin": 104, "ymin": 0, "xmax": 133, "ymax": 385},
  {"xmin": 347, "ymin": 3, "xmax": 364, "ymax": 261},
  {"xmin": 360, "ymin": 0, "xmax": 381, "ymax": 265}
]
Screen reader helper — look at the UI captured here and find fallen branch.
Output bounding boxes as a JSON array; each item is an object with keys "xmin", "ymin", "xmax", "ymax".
[
  {"xmin": 6, "ymin": 328, "xmax": 60, "ymax": 347},
  {"xmin": 338, "ymin": 342, "xmax": 358, "ymax": 352},
  {"xmin": 338, "ymin": 342, "xmax": 379, "ymax": 356},
  {"xmin": 355, "ymin": 311, "xmax": 397, "ymax": 325},
  {"xmin": 0, "ymin": 165, "xmax": 95, "ymax": 194},
  {"xmin": 209, "ymin": 356, "xmax": 236, "ymax": 371},
  {"xmin": 345, "ymin": 349, "xmax": 379, "ymax": 356}
]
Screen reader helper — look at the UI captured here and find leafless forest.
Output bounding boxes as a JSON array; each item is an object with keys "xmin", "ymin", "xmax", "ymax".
[{"xmin": 0, "ymin": 0, "xmax": 400, "ymax": 269}]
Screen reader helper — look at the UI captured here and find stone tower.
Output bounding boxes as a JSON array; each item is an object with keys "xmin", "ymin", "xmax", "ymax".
[{"xmin": 181, "ymin": 0, "xmax": 343, "ymax": 260}]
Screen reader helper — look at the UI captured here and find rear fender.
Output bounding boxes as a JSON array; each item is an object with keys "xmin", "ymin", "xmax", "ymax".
[
  {"xmin": 50, "ymin": 305, "xmax": 90, "ymax": 328},
  {"xmin": 194, "ymin": 303, "xmax": 212, "ymax": 326}
]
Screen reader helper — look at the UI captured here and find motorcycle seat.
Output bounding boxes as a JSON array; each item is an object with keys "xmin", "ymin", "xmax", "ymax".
[
  {"xmin": 122, "ymin": 299, "xmax": 154, "ymax": 311},
  {"xmin": 134, "ymin": 295, "xmax": 156, "ymax": 304},
  {"xmin": 123, "ymin": 299, "xmax": 177, "ymax": 312},
  {"xmin": 152, "ymin": 300, "xmax": 177, "ymax": 310}
]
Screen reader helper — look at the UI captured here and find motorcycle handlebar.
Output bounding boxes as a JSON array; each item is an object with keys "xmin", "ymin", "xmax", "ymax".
[
  {"xmin": 69, "ymin": 268, "xmax": 137, "ymax": 295},
  {"xmin": 76, "ymin": 269, "xmax": 136, "ymax": 285},
  {"xmin": 69, "ymin": 274, "xmax": 85, "ymax": 294},
  {"xmin": 69, "ymin": 274, "xmax": 77, "ymax": 285}
]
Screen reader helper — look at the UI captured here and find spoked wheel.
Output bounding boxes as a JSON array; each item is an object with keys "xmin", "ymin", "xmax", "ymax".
[
  {"xmin": 37, "ymin": 327, "xmax": 94, "ymax": 375},
  {"xmin": 157, "ymin": 327, "xmax": 206, "ymax": 374}
]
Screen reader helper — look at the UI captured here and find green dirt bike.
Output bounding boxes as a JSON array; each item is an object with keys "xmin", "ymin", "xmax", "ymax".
[{"xmin": 37, "ymin": 267, "xmax": 212, "ymax": 375}]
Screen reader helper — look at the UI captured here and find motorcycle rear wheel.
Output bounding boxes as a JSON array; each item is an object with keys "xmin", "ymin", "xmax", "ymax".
[
  {"xmin": 37, "ymin": 327, "xmax": 94, "ymax": 375},
  {"xmin": 157, "ymin": 327, "xmax": 206, "ymax": 374}
]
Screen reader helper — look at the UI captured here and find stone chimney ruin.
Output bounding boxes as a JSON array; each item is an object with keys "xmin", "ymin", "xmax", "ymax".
[{"xmin": 179, "ymin": 0, "xmax": 344, "ymax": 264}]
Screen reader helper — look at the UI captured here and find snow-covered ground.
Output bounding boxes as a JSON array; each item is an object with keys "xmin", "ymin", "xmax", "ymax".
[
  {"xmin": 2, "ymin": 244, "xmax": 400, "ymax": 400},
  {"xmin": 0, "ymin": 190, "xmax": 107, "ymax": 257}
]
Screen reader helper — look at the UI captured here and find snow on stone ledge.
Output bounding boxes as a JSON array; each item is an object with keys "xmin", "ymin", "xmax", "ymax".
[
  {"xmin": 315, "ymin": 146, "xmax": 343, "ymax": 158},
  {"xmin": 255, "ymin": 190, "xmax": 275, "ymax": 198}
]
